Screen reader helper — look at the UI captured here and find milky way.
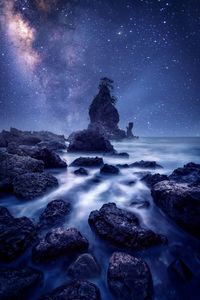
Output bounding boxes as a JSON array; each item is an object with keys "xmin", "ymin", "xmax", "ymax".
[{"xmin": 0, "ymin": 0, "xmax": 200, "ymax": 136}]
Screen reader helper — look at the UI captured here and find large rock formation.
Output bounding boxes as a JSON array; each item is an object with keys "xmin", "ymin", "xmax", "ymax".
[{"xmin": 88, "ymin": 78, "xmax": 126, "ymax": 140}]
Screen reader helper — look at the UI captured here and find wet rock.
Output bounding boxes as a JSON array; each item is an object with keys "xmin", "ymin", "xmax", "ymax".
[
  {"xmin": 74, "ymin": 168, "xmax": 89, "ymax": 176},
  {"xmin": 168, "ymin": 259, "xmax": 193, "ymax": 282},
  {"xmin": 112, "ymin": 152, "xmax": 129, "ymax": 158},
  {"xmin": 38, "ymin": 200, "xmax": 71, "ymax": 228},
  {"xmin": 13, "ymin": 172, "xmax": 58, "ymax": 199},
  {"xmin": 169, "ymin": 162, "xmax": 200, "ymax": 184},
  {"xmin": 0, "ymin": 152, "xmax": 44, "ymax": 191},
  {"xmin": 31, "ymin": 147, "xmax": 67, "ymax": 168},
  {"xmin": 32, "ymin": 227, "xmax": 89, "ymax": 263},
  {"xmin": 0, "ymin": 206, "xmax": 37, "ymax": 262},
  {"xmin": 130, "ymin": 160, "xmax": 163, "ymax": 169},
  {"xmin": 0, "ymin": 267, "xmax": 42, "ymax": 300},
  {"xmin": 100, "ymin": 164, "xmax": 119, "ymax": 175},
  {"xmin": 131, "ymin": 200, "xmax": 150, "ymax": 209},
  {"xmin": 107, "ymin": 252, "xmax": 153, "ymax": 300},
  {"xmin": 151, "ymin": 180, "xmax": 200, "ymax": 239},
  {"xmin": 121, "ymin": 179, "xmax": 136, "ymax": 186},
  {"xmin": 88, "ymin": 203, "xmax": 166, "ymax": 250},
  {"xmin": 40, "ymin": 280, "xmax": 101, "ymax": 300},
  {"xmin": 70, "ymin": 156, "xmax": 103, "ymax": 167},
  {"xmin": 68, "ymin": 253, "xmax": 101, "ymax": 279},
  {"xmin": 141, "ymin": 173, "xmax": 168, "ymax": 187},
  {"xmin": 67, "ymin": 129, "xmax": 114, "ymax": 152}
]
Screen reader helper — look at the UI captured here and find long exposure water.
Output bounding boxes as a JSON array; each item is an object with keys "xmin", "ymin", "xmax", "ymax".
[{"xmin": 1, "ymin": 137, "xmax": 200, "ymax": 299}]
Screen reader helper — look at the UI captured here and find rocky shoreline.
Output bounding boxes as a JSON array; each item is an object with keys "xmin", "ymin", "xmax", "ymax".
[{"xmin": 0, "ymin": 128, "xmax": 200, "ymax": 299}]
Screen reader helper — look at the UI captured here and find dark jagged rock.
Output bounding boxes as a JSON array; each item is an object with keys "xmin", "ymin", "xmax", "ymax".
[
  {"xmin": 74, "ymin": 168, "xmax": 89, "ymax": 176},
  {"xmin": 151, "ymin": 180, "xmax": 200, "ymax": 239},
  {"xmin": 126, "ymin": 122, "xmax": 134, "ymax": 139},
  {"xmin": 0, "ymin": 127, "xmax": 66, "ymax": 147},
  {"xmin": 168, "ymin": 258, "xmax": 193, "ymax": 282},
  {"xmin": 0, "ymin": 267, "xmax": 42, "ymax": 300},
  {"xmin": 7, "ymin": 145, "xmax": 67, "ymax": 169},
  {"xmin": 70, "ymin": 157, "xmax": 103, "ymax": 167},
  {"xmin": 67, "ymin": 129, "xmax": 114, "ymax": 152},
  {"xmin": 130, "ymin": 160, "xmax": 163, "ymax": 169},
  {"xmin": 40, "ymin": 280, "xmax": 101, "ymax": 300},
  {"xmin": 32, "ymin": 227, "xmax": 89, "ymax": 263},
  {"xmin": 13, "ymin": 172, "xmax": 58, "ymax": 199},
  {"xmin": 100, "ymin": 164, "xmax": 119, "ymax": 175},
  {"xmin": 107, "ymin": 252, "xmax": 153, "ymax": 300},
  {"xmin": 68, "ymin": 253, "xmax": 101, "ymax": 279},
  {"xmin": 0, "ymin": 206, "xmax": 37, "ymax": 262},
  {"xmin": 38, "ymin": 200, "xmax": 71, "ymax": 228},
  {"xmin": 111, "ymin": 152, "xmax": 129, "ymax": 158},
  {"xmin": 0, "ymin": 152, "xmax": 44, "ymax": 192},
  {"xmin": 88, "ymin": 203, "xmax": 167, "ymax": 250},
  {"xmin": 141, "ymin": 173, "xmax": 168, "ymax": 187},
  {"xmin": 88, "ymin": 78, "xmax": 126, "ymax": 140},
  {"xmin": 169, "ymin": 162, "xmax": 200, "ymax": 184},
  {"xmin": 116, "ymin": 163, "xmax": 129, "ymax": 169}
]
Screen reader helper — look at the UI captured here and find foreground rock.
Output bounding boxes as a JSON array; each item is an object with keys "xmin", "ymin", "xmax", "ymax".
[
  {"xmin": 169, "ymin": 162, "xmax": 200, "ymax": 184},
  {"xmin": 0, "ymin": 206, "xmax": 36, "ymax": 262},
  {"xmin": 0, "ymin": 127, "xmax": 66, "ymax": 147},
  {"xmin": 38, "ymin": 200, "xmax": 71, "ymax": 228},
  {"xmin": 141, "ymin": 173, "xmax": 168, "ymax": 187},
  {"xmin": 32, "ymin": 227, "xmax": 89, "ymax": 263},
  {"xmin": 70, "ymin": 157, "xmax": 103, "ymax": 167},
  {"xmin": 89, "ymin": 203, "xmax": 166, "ymax": 250},
  {"xmin": 7, "ymin": 145, "xmax": 67, "ymax": 169},
  {"xmin": 151, "ymin": 180, "xmax": 200, "ymax": 239},
  {"xmin": 0, "ymin": 267, "xmax": 42, "ymax": 300},
  {"xmin": 74, "ymin": 168, "xmax": 89, "ymax": 176},
  {"xmin": 130, "ymin": 160, "xmax": 163, "ymax": 169},
  {"xmin": 107, "ymin": 252, "xmax": 153, "ymax": 300},
  {"xmin": 0, "ymin": 152, "xmax": 44, "ymax": 192},
  {"xmin": 13, "ymin": 172, "xmax": 58, "ymax": 199},
  {"xmin": 100, "ymin": 164, "xmax": 119, "ymax": 175},
  {"xmin": 68, "ymin": 254, "xmax": 101, "ymax": 279},
  {"xmin": 67, "ymin": 129, "xmax": 114, "ymax": 152},
  {"xmin": 40, "ymin": 280, "xmax": 101, "ymax": 300}
]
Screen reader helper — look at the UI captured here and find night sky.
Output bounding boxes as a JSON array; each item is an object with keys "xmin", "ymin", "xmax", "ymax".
[{"xmin": 0, "ymin": 0, "xmax": 200, "ymax": 136}]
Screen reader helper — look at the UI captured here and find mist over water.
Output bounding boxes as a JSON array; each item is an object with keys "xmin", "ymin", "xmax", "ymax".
[{"xmin": 1, "ymin": 137, "xmax": 200, "ymax": 299}]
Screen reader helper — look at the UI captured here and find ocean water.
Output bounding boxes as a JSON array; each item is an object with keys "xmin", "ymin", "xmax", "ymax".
[{"xmin": 1, "ymin": 137, "xmax": 200, "ymax": 299}]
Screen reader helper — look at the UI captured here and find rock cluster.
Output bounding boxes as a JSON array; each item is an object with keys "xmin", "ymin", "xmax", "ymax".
[{"xmin": 89, "ymin": 203, "xmax": 167, "ymax": 250}]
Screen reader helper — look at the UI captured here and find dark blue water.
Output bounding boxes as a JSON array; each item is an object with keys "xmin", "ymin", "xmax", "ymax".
[{"xmin": 1, "ymin": 137, "xmax": 200, "ymax": 299}]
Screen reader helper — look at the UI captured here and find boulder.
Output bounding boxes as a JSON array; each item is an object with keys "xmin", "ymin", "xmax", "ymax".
[
  {"xmin": 0, "ymin": 152, "xmax": 44, "ymax": 191},
  {"xmin": 0, "ymin": 267, "xmax": 42, "ymax": 300},
  {"xmin": 68, "ymin": 253, "xmax": 101, "ymax": 279},
  {"xmin": 130, "ymin": 160, "xmax": 163, "ymax": 169},
  {"xmin": 13, "ymin": 172, "xmax": 58, "ymax": 199},
  {"xmin": 67, "ymin": 129, "xmax": 114, "ymax": 152},
  {"xmin": 37, "ymin": 140, "xmax": 66, "ymax": 151},
  {"xmin": 107, "ymin": 252, "xmax": 153, "ymax": 300},
  {"xmin": 32, "ymin": 227, "xmax": 89, "ymax": 263},
  {"xmin": 70, "ymin": 157, "xmax": 103, "ymax": 167},
  {"xmin": 40, "ymin": 280, "xmax": 101, "ymax": 300},
  {"xmin": 74, "ymin": 168, "xmax": 88, "ymax": 176},
  {"xmin": 0, "ymin": 206, "xmax": 37, "ymax": 262},
  {"xmin": 169, "ymin": 162, "xmax": 200, "ymax": 184},
  {"xmin": 38, "ymin": 199, "xmax": 71, "ymax": 228},
  {"xmin": 151, "ymin": 180, "xmax": 200, "ymax": 239},
  {"xmin": 100, "ymin": 164, "xmax": 119, "ymax": 175},
  {"xmin": 88, "ymin": 203, "xmax": 166, "ymax": 250},
  {"xmin": 141, "ymin": 173, "xmax": 168, "ymax": 187}
]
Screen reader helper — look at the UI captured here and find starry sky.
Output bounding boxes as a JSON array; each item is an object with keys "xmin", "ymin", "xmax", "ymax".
[{"xmin": 0, "ymin": 0, "xmax": 200, "ymax": 136}]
